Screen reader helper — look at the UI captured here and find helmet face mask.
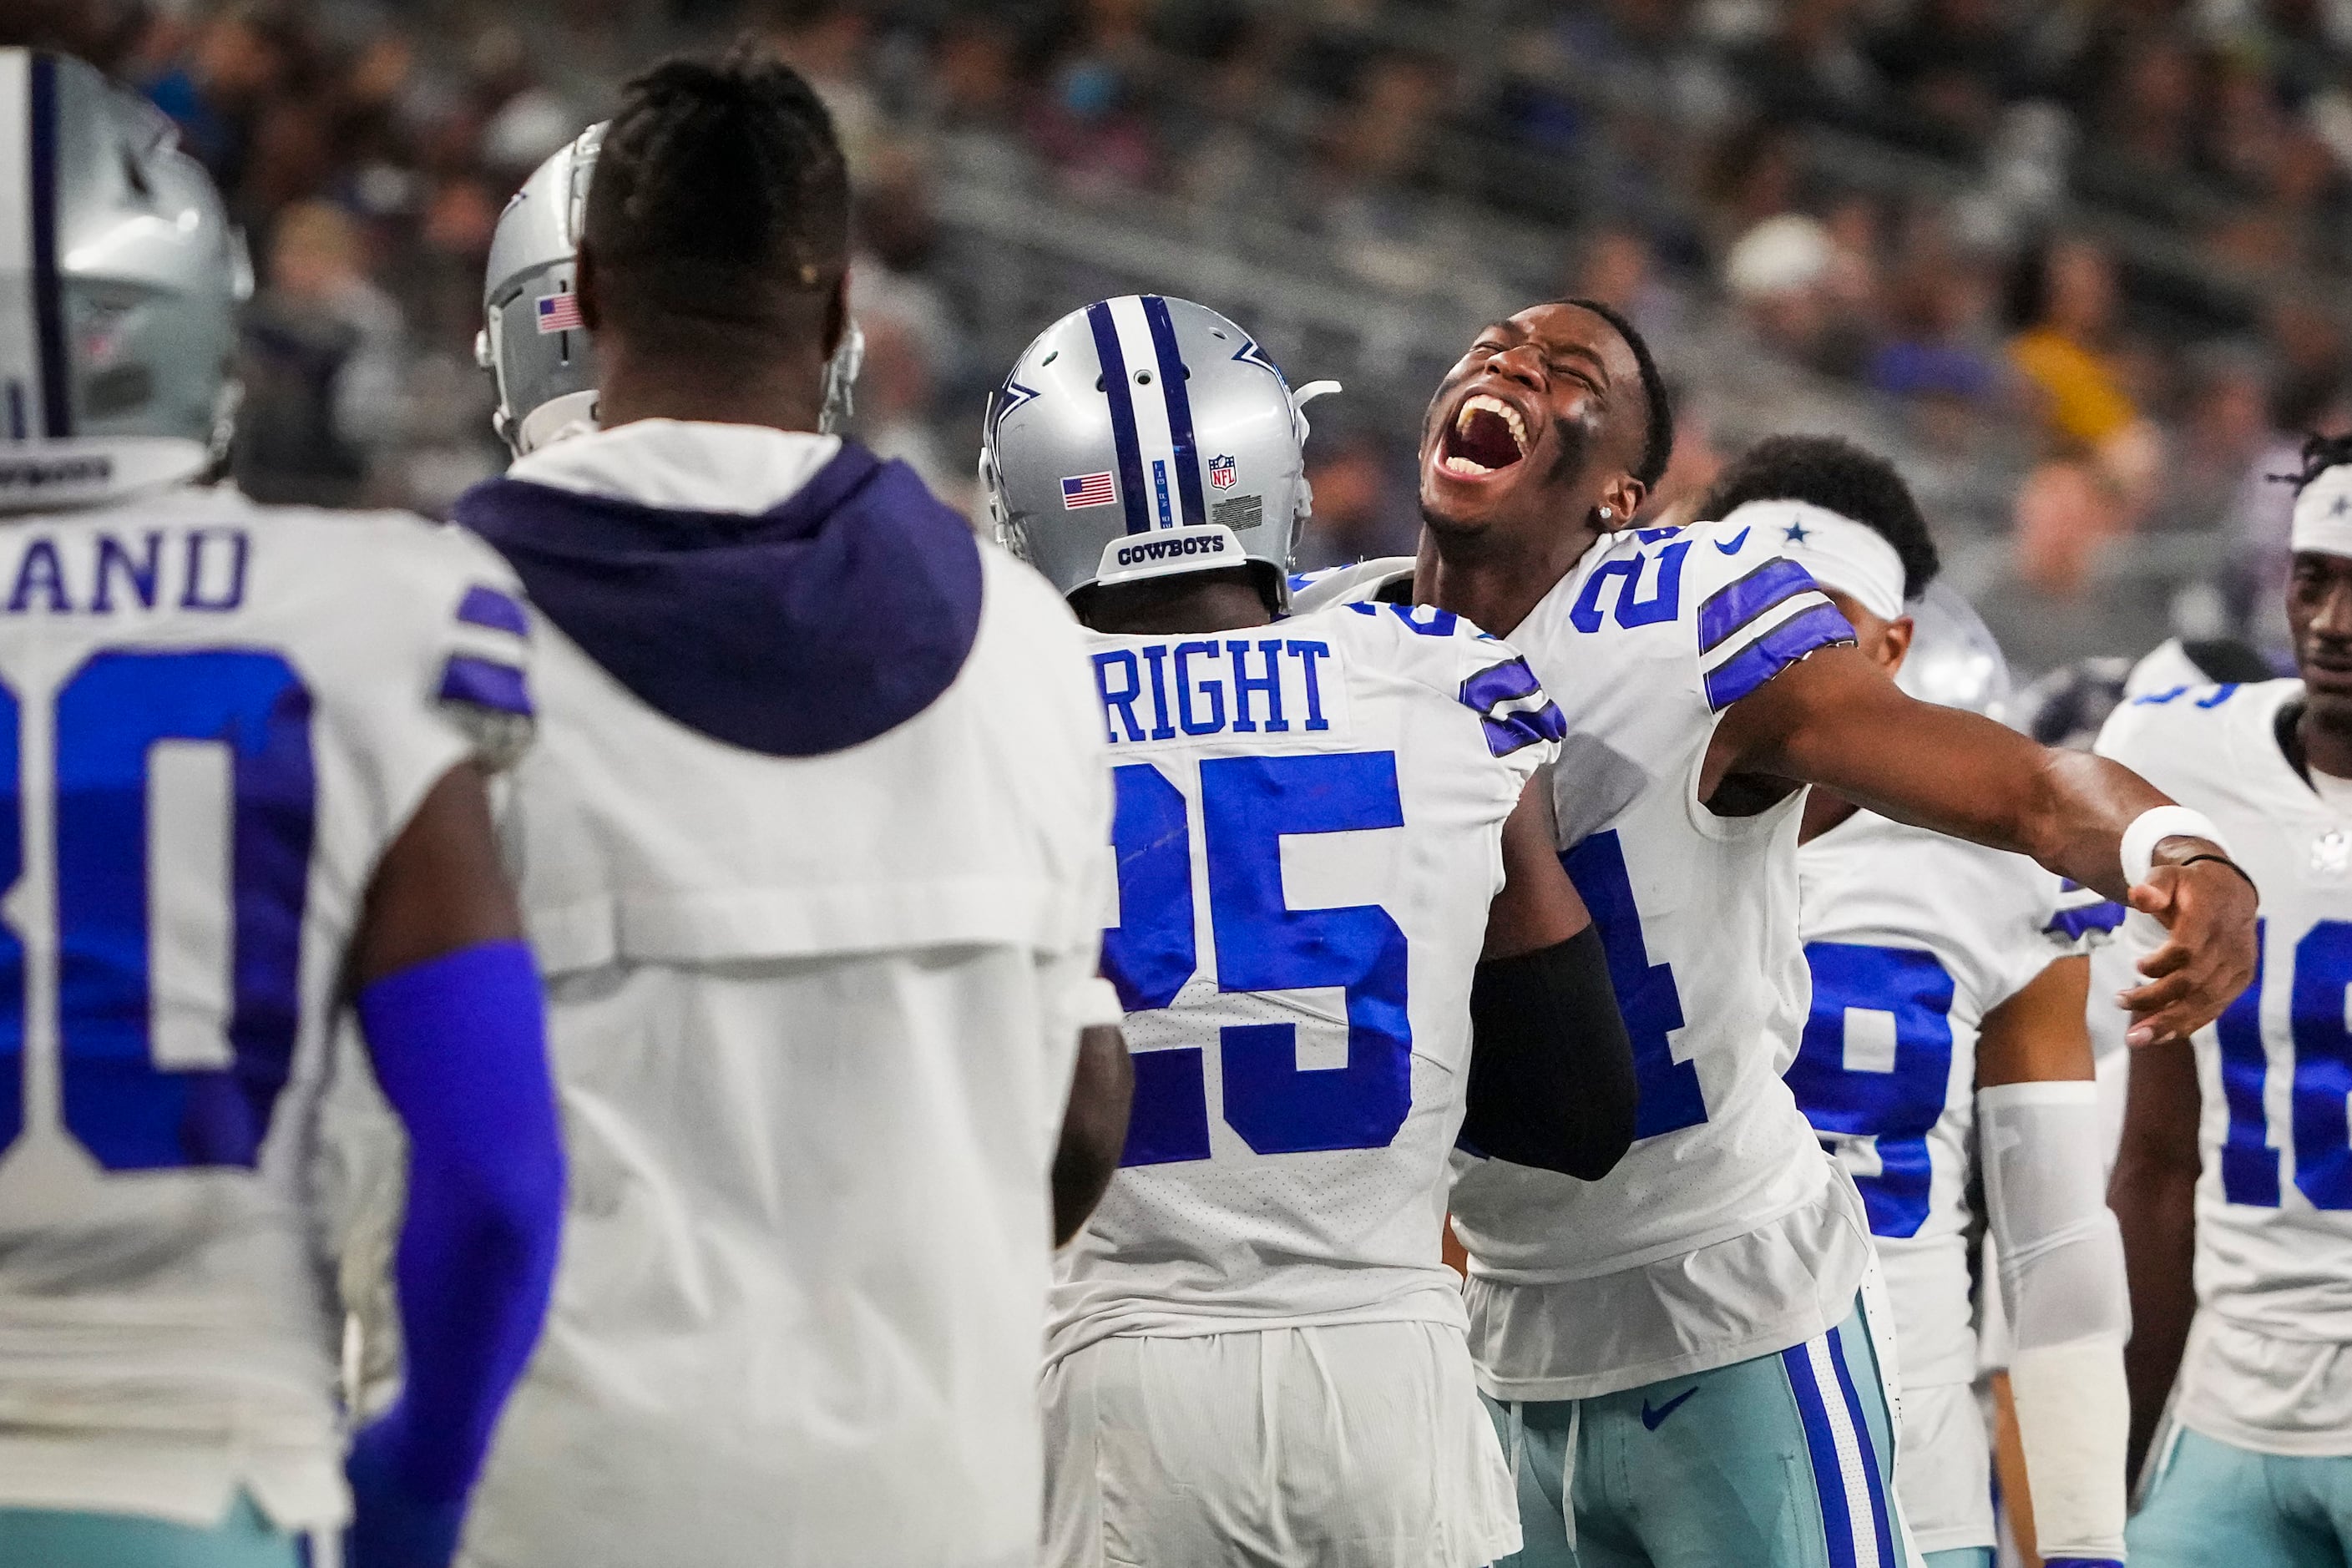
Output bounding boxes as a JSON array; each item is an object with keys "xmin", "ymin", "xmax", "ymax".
[
  {"xmin": 981, "ymin": 296, "xmax": 1329, "ymax": 615},
  {"xmin": 1894, "ymin": 580, "xmax": 2015, "ymax": 721},
  {"xmin": 0, "ymin": 50, "xmax": 243, "ymax": 512}
]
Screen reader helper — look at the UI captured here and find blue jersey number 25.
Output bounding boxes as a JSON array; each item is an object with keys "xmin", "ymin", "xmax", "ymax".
[
  {"xmin": 0, "ymin": 650, "xmax": 316, "ymax": 1171},
  {"xmin": 1103, "ymin": 751, "xmax": 1412, "ymax": 1166}
]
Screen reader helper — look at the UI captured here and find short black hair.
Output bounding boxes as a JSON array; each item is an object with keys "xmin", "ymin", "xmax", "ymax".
[
  {"xmin": 584, "ymin": 43, "xmax": 849, "ymax": 363},
  {"xmin": 2287, "ymin": 430, "xmax": 2352, "ymax": 493},
  {"xmin": 1699, "ymin": 433, "xmax": 1940, "ymax": 599},
  {"xmin": 1556, "ymin": 296, "xmax": 1673, "ymax": 489}
]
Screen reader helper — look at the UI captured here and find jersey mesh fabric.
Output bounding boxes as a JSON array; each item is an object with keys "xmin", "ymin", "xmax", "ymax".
[
  {"xmin": 1795, "ymin": 809, "xmax": 2106, "ymax": 1389},
  {"xmin": 1301, "ymin": 520, "xmax": 1874, "ymax": 1398},
  {"xmin": 1049, "ymin": 602, "xmax": 1555, "ymax": 1362},
  {"xmin": 0, "ymin": 486, "xmax": 533, "ymax": 1529}
]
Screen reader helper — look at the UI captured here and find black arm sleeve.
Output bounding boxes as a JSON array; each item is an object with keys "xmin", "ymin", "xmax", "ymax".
[{"xmin": 1459, "ymin": 927, "xmax": 1637, "ymax": 1181}]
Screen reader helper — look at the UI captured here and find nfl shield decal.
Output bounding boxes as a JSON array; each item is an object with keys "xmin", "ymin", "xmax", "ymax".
[{"xmin": 1208, "ymin": 454, "xmax": 1237, "ymax": 491}]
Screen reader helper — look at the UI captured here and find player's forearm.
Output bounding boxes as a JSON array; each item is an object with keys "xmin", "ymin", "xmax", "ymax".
[
  {"xmin": 1983, "ymin": 1082, "xmax": 2132, "ymax": 1560},
  {"xmin": 1054, "ymin": 1024, "xmax": 1133, "ymax": 1245},
  {"xmin": 2112, "ymin": 1156, "xmax": 2198, "ymax": 1477},
  {"xmin": 1732, "ymin": 656, "xmax": 2172, "ymax": 898},
  {"xmin": 1461, "ymin": 928, "xmax": 1636, "ymax": 1180},
  {"xmin": 1840, "ymin": 710, "xmax": 2165, "ymax": 901},
  {"xmin": 358, "ymin": 941, "xmax": 566, "ymax": 1502}
]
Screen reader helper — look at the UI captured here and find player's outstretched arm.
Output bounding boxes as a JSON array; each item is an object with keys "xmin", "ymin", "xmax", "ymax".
[
  {"xmin": 1459, "ymin": 779, "xmax": 1636, "ymax": 1180},
  {"xmin": 345, "ymin": 761, "xmax": 566, "ymax": 1568},
  {"xmin": 2108, "ymin": 1037, "xmax": 2202, "ymax": 1480},
  {"xmin": 1976, "ymin": 957, "xmax": 2133, "ymax": 1564},
  {"xmin": 1707, "ymin": 645, "xmax": 2257, "ymax": 1048},
  {"xmin": 1055, "ymin": 1024, "xmax": 1134, "ymax": 1245}
]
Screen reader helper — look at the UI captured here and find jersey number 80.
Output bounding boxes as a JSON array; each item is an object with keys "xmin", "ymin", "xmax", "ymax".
[{"xmin": 0, "ymin": 649, "xmax": 314, "ymax": 1173}]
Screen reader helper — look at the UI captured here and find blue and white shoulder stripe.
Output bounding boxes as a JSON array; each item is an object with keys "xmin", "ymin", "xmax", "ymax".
[{"xmin": 1695, "ymin": 557, "xmax": 1856, "ymax": 711}]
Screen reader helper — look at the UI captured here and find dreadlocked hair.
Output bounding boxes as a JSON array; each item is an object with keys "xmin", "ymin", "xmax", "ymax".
[
  {"xmin": 584, "ymin": 42, "xmax": 848, "ymax": 358},
  {"xmin": 1556, "ymin": 296, "xmax": 1674, "ymax": 488},
  {"xmin": 2285, "ymin": 430, "xmax": 2352, "ymax": 493}
]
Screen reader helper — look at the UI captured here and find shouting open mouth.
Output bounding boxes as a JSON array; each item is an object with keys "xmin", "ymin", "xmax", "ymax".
[{"xmin": 1439, "ymin": 392, "xmax": 1530, "ymax": 479}]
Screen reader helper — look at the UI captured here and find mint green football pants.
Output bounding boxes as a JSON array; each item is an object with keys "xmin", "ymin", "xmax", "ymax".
[
  {"xmin": 0, "ymin": 1493, "xmax": 302, "ymax": 1568},
  {"xmin": 1481, "ymin": 1296, "xmax": 1907, "ymax": 1568},
  {"xmin": 2129, "ymin": 1426, "xmax": 2352, "ymax": 1567}
]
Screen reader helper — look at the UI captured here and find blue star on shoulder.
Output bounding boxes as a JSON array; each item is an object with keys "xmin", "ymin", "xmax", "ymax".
[
  {"xmin": 1783, "ymin": 520, "xmax": 1812, "ymax": 544},
  {"xmin": 2332, "ymin": 493, "xmax": 2349, "ymax": 518}
]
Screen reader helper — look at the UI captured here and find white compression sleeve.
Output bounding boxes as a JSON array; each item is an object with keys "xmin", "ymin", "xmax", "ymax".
[{"xmin": 1980, "ymin": 1079, "xmax": 2132, "ymax": 1562}]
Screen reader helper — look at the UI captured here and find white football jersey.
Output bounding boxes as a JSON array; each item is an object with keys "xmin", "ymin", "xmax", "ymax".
[
  {"xmin": 1048, "ymin": 602, "xmax": 1560, "ymax": 1363},
  {"xmin": 1298, "ymin": 518, "xmax": 1876, "ymax": 1399},
  {"xmin": 2098, "ymin": 676, "xmax": 2352, "ymax": 1452},
  {"xmin": 1794, "ymin": 809, "xmax": 2116, "ymax": 1389},
  {"xmin": 0, "ymin": 484, "xmax": 531, "ymax": 1530}
]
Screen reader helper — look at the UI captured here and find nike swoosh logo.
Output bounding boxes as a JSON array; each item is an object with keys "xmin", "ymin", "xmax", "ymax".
[
  {"xmin": 1714, "ymin": 527, "xmax": 1750, "ymax": 554},
  {"xmin": 1641, "ymin": 1388, "xmax": 1697, "ymax": 1430}
]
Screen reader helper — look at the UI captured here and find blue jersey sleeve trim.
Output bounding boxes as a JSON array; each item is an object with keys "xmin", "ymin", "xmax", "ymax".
[
  {"xmin": 437, "ymin": 655, "xmax": 533, "ymax": 718},
  {"xmin": 455, "ymin": 584, "xmax": 529, "ymax": 638},
  {"xmin": 1702, "ymin": 601, "xmax": 1856, "ymax": 711},
  {"xmin": 1483, "ymin": 704, "xmax": 1569, "ymax": 756},
  {"xmin": 1460, "ymin": 656, "xmax": 1544, "ymax": 711},
  {"xmin": 2046, "ymin": 901, "xmax": 2127, "ymax": 940},
  {"xmin": 1460, "ymin": 656, "xmax": 1565, "ymax": 756},
  {"xmin": 1697, "ymin": 557, "xmax": 1818, "ymax": 655}
]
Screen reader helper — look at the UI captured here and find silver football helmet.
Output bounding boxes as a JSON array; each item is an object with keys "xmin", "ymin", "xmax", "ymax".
[
  {"xmin": 0, "ymin": 50, "xmax": 245, "ymax": 513},
  {"xmin": 478, "ymin": 122, "xmax": 866, "ymax": 456},
  {"xmin": 478, "ymin": 123, "xmax": 602, "ymax": 457},
  {"xmin": 980, "ymin": 295, "xmax": 1337, "ymax": 613},
  {"xmin": 1894, "ymin": 580, "xmax": 2014, "ymax": 721}
]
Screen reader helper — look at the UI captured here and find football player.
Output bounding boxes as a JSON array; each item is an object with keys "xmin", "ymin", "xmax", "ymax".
[
  {"xmin": 1706, "ymin": 436, "xmax": 2132, "ymax": 1568},
  {"xmin": 1295, "ymin": 299, "xmax": 2255, "ymax": 1567},
  {"xmin": 983, "ymin": 295, "xmax": 1637, "ymax": 1568},
  {"xmin": 2105, "ymin": 433, "xmax": 2352, "ymax": 1564},
  {"xmin": 0, "ymin": 51, "xmax": 564, "ymax": 1568},
  {"xmin": 447, "ymin": 49, "xmax": 1130, "ymax": 1568}
]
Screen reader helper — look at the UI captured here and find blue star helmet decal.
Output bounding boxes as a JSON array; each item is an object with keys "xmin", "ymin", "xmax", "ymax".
[
  {"xmin": 988, "ymin": 376, "xmax": 1041, "ymax": 447},
  {"xmin": 1230, "ymin": 331, "xmax": 1289, "ymax": 388}
]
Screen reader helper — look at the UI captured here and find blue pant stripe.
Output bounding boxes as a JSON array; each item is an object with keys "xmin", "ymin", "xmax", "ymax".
[
  {"xmin": 1826, "ymin": 1323, "xmax": 1899, "ymax": 1568},
  {"xmin": 1783, "ymin": 1340, "xmax": 1860, "ymax": 1568}
]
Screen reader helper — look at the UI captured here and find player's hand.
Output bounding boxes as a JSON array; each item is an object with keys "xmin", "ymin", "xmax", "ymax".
[
  {"xmin": 346, "ymin": 1406, "xmax": 470, "ymax": 1568},
  {"xmin": 2117, "ymin": 853, "xmax": 2259, "ymax": 1049}
]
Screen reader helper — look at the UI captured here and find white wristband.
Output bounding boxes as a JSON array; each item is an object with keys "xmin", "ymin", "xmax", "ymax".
[{"xmin": 2120, "ymin": 805, "xmax": 2227, "ymax": 887}]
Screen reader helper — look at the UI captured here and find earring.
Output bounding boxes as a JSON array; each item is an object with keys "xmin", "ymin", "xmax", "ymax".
[{"xmin": 1598, "ymin": 506, "xmax": 1613, "ymax": 520}]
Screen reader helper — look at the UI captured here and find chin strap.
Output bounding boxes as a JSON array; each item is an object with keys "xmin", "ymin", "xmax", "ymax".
[
  {"xmin": 1289, "ymin": 379, "xmax": 1342, "ymax": 448},
  {"xmin": 819, "ymin": 318, "xmax": 867, "ymax": 437}
]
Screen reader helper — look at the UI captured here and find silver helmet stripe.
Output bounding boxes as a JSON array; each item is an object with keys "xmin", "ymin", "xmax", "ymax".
[{"xmin": 0, "ymin": 50, "xmax": 56, "ymax": 441}]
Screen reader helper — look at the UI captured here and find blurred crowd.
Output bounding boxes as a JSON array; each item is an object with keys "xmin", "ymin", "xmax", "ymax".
[{"xmin": 16, "ymin": 0, "xmax": 2352, "ymax": 667}]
